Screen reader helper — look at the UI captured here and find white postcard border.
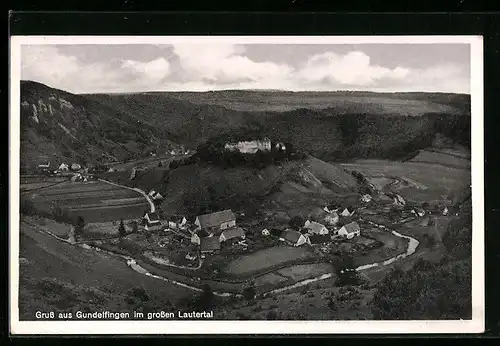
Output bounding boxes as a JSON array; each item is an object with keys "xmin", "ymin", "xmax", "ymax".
[{"xmin": 9, "ymin": 35, "xmax": 484, "ymax": 335}]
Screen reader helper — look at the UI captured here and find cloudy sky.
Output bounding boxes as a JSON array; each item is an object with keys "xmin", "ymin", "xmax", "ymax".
[{"xmin": 21, "ymin": 43, "xmax": 471, "ymax": 94}]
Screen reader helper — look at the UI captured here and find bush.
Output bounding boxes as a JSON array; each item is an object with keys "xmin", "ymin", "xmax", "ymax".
[
  {"xmin": 266, "ymin": 310, "xmax": 279, "ymax": 320},
  {"xmin": 242, "ymin": 286, "xmax": 256, "ymax": 301},
  {"xmin": 194, "ymin": 284, "xmax": 214, "ymax": 310},
  {"xmin": 20, "ymin": 198, "xmax": 36, "ymax": 216},
  {"xmin": 118, "ymin": 220, "xmax": 126, "ymax": 237}
]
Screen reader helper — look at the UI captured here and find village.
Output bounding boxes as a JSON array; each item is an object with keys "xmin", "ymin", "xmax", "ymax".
[
  {"xmin": 101, "ymin": 185, "xmax": 454, "ymax": 279},
  {"xmin": 28, "ymin": 140, "xmax": 462, "ymax": 284}
]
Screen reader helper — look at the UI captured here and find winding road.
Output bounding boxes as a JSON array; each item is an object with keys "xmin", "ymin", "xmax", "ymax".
[{"xmin": 23, "ymin": 215, "xmax": 420, "ymax": 298}]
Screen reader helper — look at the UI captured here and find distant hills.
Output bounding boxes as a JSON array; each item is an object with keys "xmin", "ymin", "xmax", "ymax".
[{"xmin": 20, "ymin": 80, "xmax": 471, "ymax": 171}]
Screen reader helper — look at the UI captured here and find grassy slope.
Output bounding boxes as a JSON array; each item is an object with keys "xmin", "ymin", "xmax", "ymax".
[{"xmin": 18, "ymin": 223, "xmax": 193, "ymax": 320}]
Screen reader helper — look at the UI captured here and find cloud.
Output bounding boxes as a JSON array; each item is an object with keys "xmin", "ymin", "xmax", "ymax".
[
  {"xmin": 21, "ymin": 45, "xmax": 173, "ymax": 93},
  {"xmin": 20, "ymin": 44, "xmax": 470, "ymax": 94},
  {"xmin": 298, "ymin": 50, "xmax": 410, "ymax": 87},
  {"xmin": 171, "ymin": 43, "xmax": 294, "ymax": 86}
]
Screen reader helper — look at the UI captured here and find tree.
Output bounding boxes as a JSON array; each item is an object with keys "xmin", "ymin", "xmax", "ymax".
[
  {"xmin": 131, "ymin": 221, "xmax": 139, "ymax": 233},
  {"xmin": 289, "ymin": 216, "xmax": 305, "ymax": 230},
  {"xmin": 118, "ymin": 220, "xmax": 126, "ymax": 237},
  {"xmin": 333, "ymin": 251, "xmax": 361, "ymax": 286},
  {"xmin": 158, "ymin": 161, "xmax": 163, "ymax": 167},
  {"xmin": 20, "ymin": 198, "xmax": 36, "ymax": 216},
  {"xmin": 74, "ymin": 215, "xmax": 85, "ymax": 239},
  {"xmin": 195, "ymin": 284, "xmax": 214, "ymax": 310},
  {"xmin": 242, "ymin": 285, "xmax": 256, "ymax": 301}
]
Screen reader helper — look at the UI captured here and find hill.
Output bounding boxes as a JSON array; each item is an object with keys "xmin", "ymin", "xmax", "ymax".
[
  {"xmin": 132, "ymin": 90, "xmax": 471, "ymax": 115},
  {"xmin": 20, "ymin": 81, "xmax": 182, "ymax": 171},
  {"xmin": 100, "ymin": 155, "xmax": 358, "ymax": 218},
  {"xmin": 87, "ymin": 91, "xmax": 470, "ymax": 163},
  {"xmin": 21, "ymin": 81, "xmax": 470, "ymax": 170}
]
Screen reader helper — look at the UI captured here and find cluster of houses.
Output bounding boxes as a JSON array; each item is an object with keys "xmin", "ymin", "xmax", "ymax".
[
  {"xmin": 260, "ymin": 204, "xmax": 362, "ymax": 247},
  {"xmin": 140, "ymin": 202, "xmax": 368, "ymax": 259},
  {"xmin": 142, "ymin": 209, "xmax": 246, "ymax": 257},
  {"xmin": 36, "ymin": 161, "xmax": 95, "ymax": 182}
]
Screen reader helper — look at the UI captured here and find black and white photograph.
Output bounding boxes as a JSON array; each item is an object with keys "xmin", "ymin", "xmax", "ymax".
[{"xmin": 9, "ymin": 36, "xmax": 484, "ymax": 334}]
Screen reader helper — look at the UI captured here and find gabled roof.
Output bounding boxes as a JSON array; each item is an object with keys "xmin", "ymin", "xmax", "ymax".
[
  {"xmin": 196, "ymin": 209, "xmax": 235, "ymax": 228},
  {"xmin": 200, "ymin": 237, "xmax": 221, "ymax": 252},
  {"xmin": 341, "ymin": 221, "xmax": 360, "ymax": 233},
  {"xmin": 195, "ymin": 228, "xmax": 209, "ymax": 238},
  {"xmin": 344, "ymin": 206, "xmax": 355, "ymax": 212},
  {"xmin": 308, "ymin": 234, "xmax": 330, "ymax": 244},
  {"xmin": 282, "ymin": 230, "xmax": 303, "ymax": 244},
  {"xmin": 146, "ymin": 212, "xmax": 160, "ymax": 222},
  {"xmin": 221, "ymin": 227, "xmax": 245, "ymax": 240},
  {"xmin": 305, "ymin": 221, "xmax": 327, "ymax": 233}
]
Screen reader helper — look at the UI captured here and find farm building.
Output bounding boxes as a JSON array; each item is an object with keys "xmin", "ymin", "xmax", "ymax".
[
  {"xmin": 412, "ymin": 207, "xmax": 426, "ymax": 217},
  {"xmin": 58, "ymin": 163, "xmax": 69, "ymax": 171},
  {"xmin": 393, "ymin": 194, "xmax": 406, "ymax": 207},
  {"xmin": 219, "ymin": 227, "xmax": 246, "ymax": 243},
  {"xmin": 338, "ymin": 222, "xmax": 361, "ymax": 239},
  {"xmin": 308, "ymin": 234, "xmax": 331, "ymax": 245},
  {"xmin": 71, "ymin": 163, "xmax": 82, "ymax": 171},
  {"xmin": 143, "ymin": 212, "xmax": 162, "ymax": 231},
  {"xmin": 151, "ymin": 192, "xmax": 163, "ymax": 201},
  {"xmin": 324, "ymin": 212, "xmax": 339, "ymax": 226},
  {"xmin": 195, "ymin": 209, "xmax": 236, "ymax": 232},
  {"xmin": 200, "ymin": 237, "xmax": 221, "ymax": 255},
  {"xmin": 70, "ymin": 174, "xmax": 83, "ymax": 182},
  {"xmin": 168, "ymin": 215, "xmax": 187, "ymax": 229},
  {"xmin": 190, "ymin": 228, "xmax": 209, "ymax": 245},
  {"xmin": 281, "ymin": 230, "xmax": 310, "ymax": 247},
  {"xmin": 275, "ymin": 142, "xmax": 286, "ymax": 151},
  {"xmin": 304, "ymin": 220, "xmax": 329, "ymax": 235},
  {"xmin": 340, "ymin": 206, "xmax": 355, "ymax": 217},
  {"xmin": 361, "ymin": 194, "xmax": 372, "ymax": 203}
]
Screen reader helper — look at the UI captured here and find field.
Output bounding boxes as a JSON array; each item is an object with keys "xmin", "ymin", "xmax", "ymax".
[
  {"xmin": 22, "ymin": 178, "xmax": 149, "ymax": 223},
  {"xmin": 163, "ymin": 91, "xmax": 469, "ymax": 116},
  {"xmin": 19, "ymin": 222, "xmax": 193, "ymax": 320},
  {"xmin": 223, "ymin": 246, "xmax": 316, "ymax": 276},
  {"xmin": 409, "ymin": 149, "xmax": 471, "ymax": 169},
  {"xmin": 341, "ymin": 158, "xmax": 470, "ymax": 202},
  {"xmin": 277, "ymin": 263, "xmax": 332, "ymax": 282}
]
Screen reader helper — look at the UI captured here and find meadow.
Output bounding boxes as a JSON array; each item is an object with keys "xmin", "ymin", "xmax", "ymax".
[{"xmin": 22, "ymin": 179, "xmax": 149, "ymax": 223}]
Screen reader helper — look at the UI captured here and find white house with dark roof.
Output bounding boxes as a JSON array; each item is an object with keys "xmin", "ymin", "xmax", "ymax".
[
  {"xmin": 168, "ymin": 215, "xmax": 187, "ymax": 229},
  {"xmin": 195, "ymin": 209, "xmax": 236, "ymax": 232},
  {"xmin": 143, "ymin": 212, "xmax": 162, "ymax": 231},
  {"xmin": 281, "ymin": 230, "xmax": 310, "ymax": 247},
  {"xmin": 340, "ymin": 206, "xmax": 356, "ymax": 217},
  {"xmin": 337, "ymin": 221, "xmax": 361, "ymax": 239},
  {"xmin": 219, "ymin": 227, "xmax": 246, "ymax": 243},
  {"xmin": 304, "ymin": 220, "xmax": 329, "ymax": 235}
]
